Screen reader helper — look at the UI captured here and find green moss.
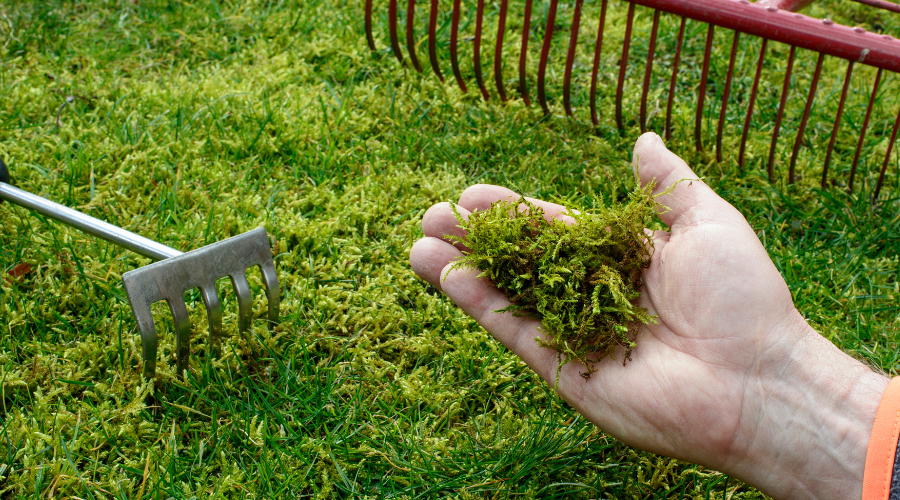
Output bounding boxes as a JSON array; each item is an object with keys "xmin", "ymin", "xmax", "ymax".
[
  {"xmin": 0, "ymin": 0, "xmax": 896, "ymax": 497},
  {"xmin": 448, "ymin": 175, "xmax": 665, "ymax": 378}
]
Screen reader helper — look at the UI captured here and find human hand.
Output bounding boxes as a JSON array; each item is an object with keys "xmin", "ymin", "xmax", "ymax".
[{"xmin": 409, "ymin": 132, "xmax": 888, "ymax": 500}]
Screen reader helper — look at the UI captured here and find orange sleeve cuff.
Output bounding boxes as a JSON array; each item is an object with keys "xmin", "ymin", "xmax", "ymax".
[{"xmin": 863, "ymin": 377, "xmax": 900, "ymax": 500}]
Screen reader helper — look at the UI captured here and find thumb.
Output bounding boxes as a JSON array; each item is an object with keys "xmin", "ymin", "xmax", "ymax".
[{"xmin": 632, "ymin": 132, "xmax": 730, "ymax": 229}]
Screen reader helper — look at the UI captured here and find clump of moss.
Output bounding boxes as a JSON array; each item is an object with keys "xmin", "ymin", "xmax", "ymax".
[{"xmin": 447, "ymin": 179, "xmax": 664, "ymax": 379}]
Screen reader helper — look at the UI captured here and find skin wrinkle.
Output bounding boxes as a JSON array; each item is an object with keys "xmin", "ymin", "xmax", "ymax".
[
  {"xmin": 669, "ymin": 202, "xmax": 738, "ymax": 232},
  {"xmin": 646, "ymin": 363, "xmax": 740, "ymax": 462},
  {"xmin": 740, "ymin": 319, "xmax": 796, "ymax": 445},
  {"xmin": 652, "ymin": 333, "xmax": 747, "ymax": 371},
  {"xmin": 730, "ymin": 318, "xmax": 879, "ymax": 499},
  {"xmin": 653, "ymin": 368, "xmax": 699, "ymax": 448}
]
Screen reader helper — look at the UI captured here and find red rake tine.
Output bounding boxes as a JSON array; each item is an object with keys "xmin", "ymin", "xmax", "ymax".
[
  {"xmin": 563, "ymin": 0, "xmax": 585, "ymax": 117},
  {"xmin": 850, "ymin": 68, "xmax": 882, "ymax": 192},
  {"xmin": 589, "ymin": 0, "xmax": 609, "ymax": 126},
  {"xmin": 428, "ymin": 0, "xmax": 445, "ymax": 81},
  {"xmin": 821, "ymin": 61, "xmax": 853, "ymax": 188},
  {"xmin": 406, "ymin": 0, "xmax": 423, "ymax": 72},
  {"xmin": 537, "ymin": 0, "xmax": 560, "ymax": 115},
  {"xmin": 768, "ymin": 45, "xmax": 796, "ymax": 184},
  {"xmin": 495, "ymin": 0, "xmax": 510, "ymax": 101},
  {"xmin": 788, "ymin": 52, "xmax": 824, "ymax": 184},
  {"xmin": 615, "ymin": 2, "xmax": 636, "ymax": 131},
  {"xmin": 474, "ymin": 0, "xmax": 490, "ymax": 100},
  {"xmin": 716, "ymin": 31, "xmax": 740, "ymax": 163},
  {"xmin": 639, "ymin": 9, "xmax": 661, "ymax": 133},
  {"xmin": 874, "ymin": 105, "xmax": 900, "ymax": 202},
  {"xmin": 695, "ymin": 23, "xmax": 714, "ymax": 152},
  {"xmin": 389, "ymin": 0, "xmax": 405, "ymax": 66},
  {"xmin": 664, "ymin": 16, "xmax": 686, "ymax": 141},
  {"xmin": 519, "ymin": 0, "xmax": 533, "ymax": 106},
  {"xmin": 449, "ymin": 0, "xmax": 467, "ymax": 92},
  {"xmin": 366, "ymin": 0, "xmax": 376, "ymax": 51},
  {"xmin": 739, "ymin": 38, "xmax": 767, "ymax": 170},
  {"xmin": 850, "ymin": 0, "xmax": 900, "ymax": 14}
]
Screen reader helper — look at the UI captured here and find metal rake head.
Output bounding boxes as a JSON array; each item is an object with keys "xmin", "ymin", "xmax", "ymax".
[{"xmin": 122, "ymin": 227, "xmax": 280, "ymax": 378}]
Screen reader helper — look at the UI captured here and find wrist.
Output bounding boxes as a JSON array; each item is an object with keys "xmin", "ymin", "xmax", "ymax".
[{"xmin": 727, "ymin": 311, "xmax": 888, "ymax": 500}]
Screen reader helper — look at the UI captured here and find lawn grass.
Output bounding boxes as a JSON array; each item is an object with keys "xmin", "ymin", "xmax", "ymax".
[{"xmin": 0, "ymin": 0, "xmax": 898, "ymax": 498}]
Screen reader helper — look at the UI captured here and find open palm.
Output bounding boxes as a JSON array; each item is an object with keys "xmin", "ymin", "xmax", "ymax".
[{"xmin": 410, "ymin": 133, "xmax": 885, "ymax": 499}]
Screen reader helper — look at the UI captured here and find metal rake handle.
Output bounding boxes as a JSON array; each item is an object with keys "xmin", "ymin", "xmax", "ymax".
[{"xmin": 0, "ymin": 180, "xmax": 180, "ymax": 261}]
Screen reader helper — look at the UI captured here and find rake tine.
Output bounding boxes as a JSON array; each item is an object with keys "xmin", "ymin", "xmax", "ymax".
[
  {"xmin": 563, "ymin": 0, "xmax": 585, "ymax": 117},
  {"xmin": 406, "ymin": 0, "xmax": 423, "ymax": 72},
  {"xmin": 365, "ymin": 0, "xmax": 376, "ymax": 51},
  {"xmin": 474, "ymin": 0, "xmax": 490, "ymax": 100},
  {"xmin": 131, "ymin": 297, "xmax": 159, "ymax": 379},
  {"xmin": 260, "ymin": 261, "xmax": 281, "ymax": 326},
  {"xmin": 716, "ymin": 31, "xmax": 740, "ymax": 163},
  {"xmin": 537, "ymin": 0, "xmax": 560, "ymax": 115},
  {"xmin": 874, "ymin": 105, "xmax": 900, "ymax": 203},
  {"xmin": 615, "ymin": 2, "xmax": 635, "ymax": 131},
  {"xmin": 494, "ymin": 0, "xmax": 509, "ymax": 101},
  {"xmin": 389, "ymin": 0, "xmax": 405, "ymax": 65},
  {"xmin": 664, "ymin": 16, "xmax": 686, "ymax": 141},
  {"xmin": 850, "ymin": 68, "xmax": 882, "ymax": 192},
  {"xmin": 589, "ymin": 0, "xmax": 608, "ymax": 125},
  {"xmin": 640, "ymin": 9, "xmax": 661, "ymax": 132},
  {"xmin": 788, "ymin": 52, "xmax": 824, "ymax": 184},
  {"xmin": 739, "ymin": 38, "xmax": 767, "ymax": 169},
  {"xmin": 231, "ymin": 272, "xmax": 253, "ymax": 334},
  {"xmin": 768, "ymin": 45, "xmax": 796, "ymax": 183},
  {"xmin": 518, "ymin": 0, "xmax": 534, "ymax": 106},
  {"xmin": 695, "ymin": 24, "xmax": 715, "ymax": 152},
  {"xmin": 450, "ymin": 0, "xmax": 467, "ymax": 92},
  {"xmin": 200, "ymin": 283, "xmax": 223, "ymax": 348},
  {"xmin": 427, "ymin": 0, "xmax": 444, "ymax": 81},
  {"xmin": 168, "ymin": 297, "xmax": 192, "ymax": 375},
  {"xmin": 822, "ymin": 61, "xmax": 853, "ymax": 188}
]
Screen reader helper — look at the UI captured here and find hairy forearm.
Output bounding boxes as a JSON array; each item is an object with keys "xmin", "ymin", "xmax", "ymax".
[{"xmin": 728, "ymin": 312, "xmax": 888, "ymax": 500}]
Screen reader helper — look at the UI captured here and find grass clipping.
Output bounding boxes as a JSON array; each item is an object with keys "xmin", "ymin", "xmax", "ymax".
[{"xmin": 447, "ymin": 179, "xmax": 666, "ymax": 380}]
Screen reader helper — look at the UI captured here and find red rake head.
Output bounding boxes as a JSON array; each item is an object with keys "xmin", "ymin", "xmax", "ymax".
[{"xmin": 366, "ymin": 0, "xmax": 900, "ymax": 202}]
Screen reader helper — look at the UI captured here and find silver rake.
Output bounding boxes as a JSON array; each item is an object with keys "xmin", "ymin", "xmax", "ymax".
[{"xmin": 1, "ymin": 160, "xmax": 280, "ymax": 379}]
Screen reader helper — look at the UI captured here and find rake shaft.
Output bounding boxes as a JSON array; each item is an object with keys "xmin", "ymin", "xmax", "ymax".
[{"xmin": 0, "ymin": 182, "xmax": 179, "ymax": 261}]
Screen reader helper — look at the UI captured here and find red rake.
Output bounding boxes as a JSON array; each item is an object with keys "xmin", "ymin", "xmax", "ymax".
[{"xmin": 365, "ymin": 0, "xmax": 900, "ymax": 202}]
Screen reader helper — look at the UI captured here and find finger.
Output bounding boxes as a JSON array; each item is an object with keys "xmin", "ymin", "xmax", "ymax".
[
  {"xmin": 409, "ymin": 237, "xmax": 463, "ymax": 291},
  {"xmin": 440, "ymin": 264, "xmax": 560, "ymax": 382},
  {"xmin": 632, "ymin": 132, "xmax": 735, "ymax": 228},
  {"xmin": 423, "ymin": 202, "xmax": 471, "ymax": 251},
  {"xmin": 458, "ymin": 184, "xmax": 576, "ymax": 224}
]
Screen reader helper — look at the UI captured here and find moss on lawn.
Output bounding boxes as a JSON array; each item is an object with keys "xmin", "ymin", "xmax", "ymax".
[{"xmin": 0, "ymin": 0, "xmax": 897, "ymax": 498}]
